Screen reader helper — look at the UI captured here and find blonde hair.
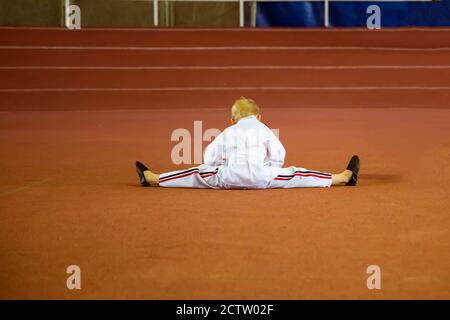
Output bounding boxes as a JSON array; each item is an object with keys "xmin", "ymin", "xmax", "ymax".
[{"xmin": 231, "ymin": 97, "xmax": 260, "ymax": 122}]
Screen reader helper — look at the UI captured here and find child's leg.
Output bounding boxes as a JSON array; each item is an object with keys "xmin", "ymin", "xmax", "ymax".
[
  {"xmin": 267, "ymin": 167, "xmax": 353, "ymax": 188},
  {"xmin": 144, "ymin": 164, "xmax": 221, "ymax": 188},
  {"xmin": 268, "ymin": 155, "xmax": 359, "ymax": 188},
  {"xmin": 268, "ymin": 166, "xmax": 334, "ymax": 188}
]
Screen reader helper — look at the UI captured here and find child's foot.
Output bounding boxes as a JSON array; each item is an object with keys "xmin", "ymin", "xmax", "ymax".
[
  {"xmin": 143, "ymin": 170, "xmax": 160, "ymax": 186},
  {"xmin": 135, "ymin": 161, "xmax": 150, "ymax": 187},
  {"xmin": 345, "ymin": 155, "xmax": 360, "ymax": 186}
]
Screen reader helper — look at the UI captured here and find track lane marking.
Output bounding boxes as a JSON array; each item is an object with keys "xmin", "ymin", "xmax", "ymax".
[
  {"xmin": 1, "ymin": 45, "xmax": 450, "ymax": 51},
  {"xmin": 1, "ymin": 86, "xmax": 450, "ymax": 92},
  {"xmin": 1, "ymin": 65, "xmax": 450, "ymax": 70}
]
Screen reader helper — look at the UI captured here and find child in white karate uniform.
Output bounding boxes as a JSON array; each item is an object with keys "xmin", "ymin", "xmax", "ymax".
[{"xmin": 136, "ymin": 98, "xmax": 359, "ymax": 189}]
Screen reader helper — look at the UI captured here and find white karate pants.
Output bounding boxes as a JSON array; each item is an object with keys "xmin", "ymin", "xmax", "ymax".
[{"xmin": 159, "ymin": 165, "xmax": 332, "ymax": 189}]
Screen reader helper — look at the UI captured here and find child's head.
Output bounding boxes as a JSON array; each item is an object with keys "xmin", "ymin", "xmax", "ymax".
[{"xmin": 230, "ymin": 97, "xmax": 261, "ymax": 124}]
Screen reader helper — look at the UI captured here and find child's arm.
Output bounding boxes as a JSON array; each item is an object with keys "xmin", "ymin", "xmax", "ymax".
[
  {"xmin": 264, "ymin": 130, "xmax": 286, "ymax": 168},
  {"xmin": 203, "ymin": 132, "xmax": 226, "ymax": 166}
]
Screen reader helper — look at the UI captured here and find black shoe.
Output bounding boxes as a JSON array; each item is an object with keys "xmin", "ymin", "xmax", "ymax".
[
  {"xmin": 135, "ymin": 161, "xmax": 150, "ymax": 187},
  {"xmin": 345, "ymin": 155, "xmax": 360, "ymax": 186}
]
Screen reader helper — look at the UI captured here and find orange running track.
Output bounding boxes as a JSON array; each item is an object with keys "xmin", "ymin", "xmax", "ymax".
[{"xmin": 0, "ymin": 27, "xmax": 449, "ymax": 299}]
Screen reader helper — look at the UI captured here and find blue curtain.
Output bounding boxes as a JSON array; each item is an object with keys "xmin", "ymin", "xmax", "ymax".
[{"xmin": 256, "ymin": 1, "xmax": 450, "ymax": 27}]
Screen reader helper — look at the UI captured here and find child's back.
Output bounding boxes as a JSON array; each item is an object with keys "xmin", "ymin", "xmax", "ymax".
[{"xmin": 204, "ymin": 115, "xmax": 285, "ymax": 188}]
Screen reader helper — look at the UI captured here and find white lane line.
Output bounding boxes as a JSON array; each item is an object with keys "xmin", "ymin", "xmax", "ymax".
[
  {"xmin": 1, "ymin": 45, "xmax": 450, "ymax": 51},
  {"xmin": 1, "ymin": 65, "xmax": 450, "ymax": 70},
  {"xmin": 0, "ymin": 177, "xmax": 55, "ymax": 198},
  {"xmin": 1, "ymin": 86, "xmax": 450, "ymax": 92}
]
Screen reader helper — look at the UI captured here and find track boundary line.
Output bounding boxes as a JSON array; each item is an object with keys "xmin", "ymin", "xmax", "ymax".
[
  {"xmin": 1, "ymin": 65, "xmax": 450, "ymax": 70},
  {"xmin": 0, "ymin": 106, "xmax": 445, "ymax": 113},
  {"xmin": 2, "ymin": 45, "xmax": 450, "ymax": 52},
  {"xmin": 2, "ymin": 86, "xmax": 450, "ymax": 92}
]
